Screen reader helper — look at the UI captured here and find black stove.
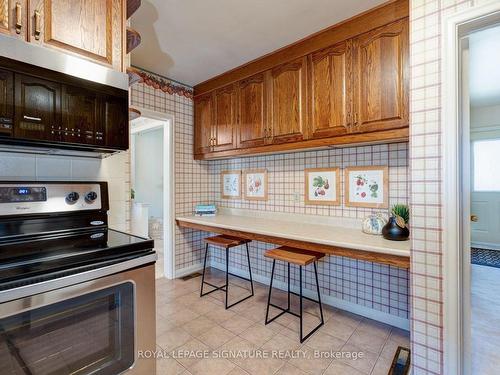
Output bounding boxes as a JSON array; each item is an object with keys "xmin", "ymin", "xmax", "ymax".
[{"xmin": 0, "ymin": 181, "xmax": 155, "ymax": 294}]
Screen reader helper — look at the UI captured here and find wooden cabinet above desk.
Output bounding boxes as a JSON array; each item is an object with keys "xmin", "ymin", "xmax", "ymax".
[{"xmin": 194, "ymin": 0, "xmax": 409, "ymax": 160}]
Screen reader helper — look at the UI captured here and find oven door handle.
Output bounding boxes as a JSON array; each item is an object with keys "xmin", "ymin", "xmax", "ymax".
[{"xmin": 0, "ymin": 253, "xmax": 157, "ymax": 304}]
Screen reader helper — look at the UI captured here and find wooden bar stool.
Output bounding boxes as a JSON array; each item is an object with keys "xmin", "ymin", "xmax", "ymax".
[
  {"xmin": 200, "ymin": 235, "xmax": 254, "ymax": 309},
  {"xmin": 264, "ymin": 246, "xmax": 325, "ymax": 343}
]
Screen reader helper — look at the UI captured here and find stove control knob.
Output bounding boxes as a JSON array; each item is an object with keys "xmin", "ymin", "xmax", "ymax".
[
  {"xmin": 85, "ymin": 191, "xmax": 98, "ymax": 203},
  {"xmin": 66, "ymin": 192, "xmax": 80, "ymax": 204}
]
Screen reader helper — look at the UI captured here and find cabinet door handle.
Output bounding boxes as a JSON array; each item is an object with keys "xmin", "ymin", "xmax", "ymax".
[
  {"xmin": 23, "ymin": 115, "xmax": 42, "ymax": 122},
  {"xmin": 34, "ymin": 10, "xmax": 41, "ymax": 40},
  {"xmin": 15, "ymin": 3, "xmax": 22, "ymax": 34}
]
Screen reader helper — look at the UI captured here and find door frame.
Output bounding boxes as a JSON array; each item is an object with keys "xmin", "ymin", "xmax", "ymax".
[
  {"xmin": 130, "ymin": 108, "xmax": 176, "ymax": 280},
  {"xmin": 442, "ymin": 3, "xmax": 500, "ymax": 374}
]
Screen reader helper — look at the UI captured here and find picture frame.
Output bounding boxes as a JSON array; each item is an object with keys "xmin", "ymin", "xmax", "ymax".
[
  {"xmin": 344, "ymin": 166, "xmax": 388, "ymax": 208},
  {"xmin": 243, "ymin": 169, "xmax": 268, "ymax": 201},
  {"xmin": 221, "ymin": 170, "xmax": 242, "ymax": 199},
  {"xmin": 304, "ymin": 167, "xmax": 340, "ymax": 205}
]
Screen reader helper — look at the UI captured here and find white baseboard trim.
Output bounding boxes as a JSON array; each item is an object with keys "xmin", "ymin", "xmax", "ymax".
[
  {"xmin": 175, "ymin": 263, "xmax": 204, "ymax": 278},
  {"xmin": 211, "ymin": 260, "xmax": 410, "ymax": 331},
  {"xmin": 471, "ymin": 241, "xmax": 500, "ymax": 251}
]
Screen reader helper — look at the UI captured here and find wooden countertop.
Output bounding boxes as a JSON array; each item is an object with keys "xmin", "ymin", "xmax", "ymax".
[{"xmin": 176, "ymin": 209, "xmax": 410, "ymax": 268}]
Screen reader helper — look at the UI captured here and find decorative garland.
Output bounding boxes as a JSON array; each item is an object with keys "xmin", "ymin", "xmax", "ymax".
[{"xmin": 136, "ymin": 70, "xmax": 193, "ymax": 99}]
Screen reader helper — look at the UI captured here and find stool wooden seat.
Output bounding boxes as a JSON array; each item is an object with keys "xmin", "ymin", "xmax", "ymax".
[
  {"xmin": 203, "ymin": 235, "xmax": 250, "ymax": 249},
  {"xmin": 264, "ymin": 246, "xmax": 324, "ymax": 266},
  {"xmin": 200, "ymin": 235, "xmax": 254, "ymax": 309},
  {"xmin": 264, "ymin": 246, "xmax": 325, "ymax": 343}
]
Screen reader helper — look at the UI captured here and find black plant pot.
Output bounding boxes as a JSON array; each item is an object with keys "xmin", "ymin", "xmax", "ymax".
[{"xmin": 382, "ymin": 216, "xmax": 410, "ymax": 241}]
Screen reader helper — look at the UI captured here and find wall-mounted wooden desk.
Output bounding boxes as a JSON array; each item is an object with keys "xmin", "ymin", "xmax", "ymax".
[{"xmin": 176, "ymin": 211, "xmax": 410, "ymax": 269}]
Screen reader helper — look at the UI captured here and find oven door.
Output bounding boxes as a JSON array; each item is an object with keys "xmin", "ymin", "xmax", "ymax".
[{"xmin": 0, "ymin": 263, "xmax": 156, "ymax": 375}]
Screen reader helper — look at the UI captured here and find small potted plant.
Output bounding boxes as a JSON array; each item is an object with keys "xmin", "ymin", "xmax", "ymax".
[{"xmin": 382, "ymin": 204, "xmax": 410, "ymax": 241}]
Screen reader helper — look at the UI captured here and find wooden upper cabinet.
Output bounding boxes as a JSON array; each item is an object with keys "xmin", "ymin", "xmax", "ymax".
[
  {"xmin": 0, "ymin": 68, "xmax": 14, "ymax": 135},
  {"xmin": 213, "ymin": 84, "xmax": 237, "ymax": 152},
  {"xmin": 194, "ymin": 93, "xmax": 214, "ymax": 155},
  {"xmin": 28, "ymin": 0, "xmax": 124, "ymax": 70},
  {"xmin": 14, "ymin": 73, "xmax": 61, "ymax": 141},
  {"xmin": 0, "ymin": 0, "xmax": 28, "ymax": 39},
  {"xmin": 269, "ymin": 57, "xmax": 307, "ymax": 144},
  {"xmin": 352, "ymin": 18, "xmax": 409, "ymax": 133},
  {"xmin": 308, "ymin": 40, "xmax": 352, "ymax": 139},
  {"xmin": 237, "ymin": 73, "xmax": 268, "ymax": 148}
]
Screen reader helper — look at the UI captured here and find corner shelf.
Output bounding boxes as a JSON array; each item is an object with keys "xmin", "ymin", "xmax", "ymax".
[
  {"xmin": 127, "ymin": 0, "xmax": 141, "ymax": 19},
  {"xmin": 126, "ymin": 28, "xmax": 141, "ymax": 54}
]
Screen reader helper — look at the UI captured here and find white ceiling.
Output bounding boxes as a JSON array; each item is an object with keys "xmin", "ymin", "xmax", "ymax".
[
  {"xmin": 469, "ymin": 25, "xmax": 500, "ymax": 107},
  {"xmin": 131, "ymin": 0, "xmax": 386, "ymax": 86}
]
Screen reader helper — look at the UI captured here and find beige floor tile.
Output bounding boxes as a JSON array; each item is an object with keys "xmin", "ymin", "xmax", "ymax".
[
  {"xmin": 356, "ymin": 319, "xmax": 391, "ymax": 340},
  {"xmin": 227, "ymin": 367, "xmax": 250, "ymax": 375},
  {"xmin": 156, "ymin": 300, "xmax": 181, "ymax": 318},
  {"xmin": 261, "ymin": 333, "xmax": 302, "ymax": 352},
  {"xmin": 157, "ymin": 327, "xmax": 192, "ymax": 352},
  {"xmin": 371, "ymin": 355, "xmax": 393, "ymax": 375},
  {"xmin": 182, "ymin": 316, "xmax": 216, "ymax": 337},
  {"xmin": 338, "ymin": 343, "xmax": 378, "ymax": 374},
  {"xmin": 198, "ymin": 326, "xmax": 236, "ymax": 349},
  {"xmin": 237, "ymin": 356, "xmax": 285, "ymax": 375},
  {"xmin": 168, "ymin": 307, "xmax": 201, "ymax": 326},
  {"xmin": 303, "ymin": 331, "xmax": 345, "ymax": 352},
  {"xmin": 329, "ymin": 310, "xmax": 362, "ymax": 329},
  {"xmin": 322, "ymin": 318, "xmax": 357, "ymax": 341},
  {"xmin": 287, "ymin": 345, "xmax": 332, "ymax": 375},
  {"xmin": 173, "ymin": 338, "xmax": 211, "ymax": 369},
  {"xmin": 238, "ymin": 302, "xmax": 267, "ymax": 323},
  {"xmin": 188, "ymin": 357, "xmax": 236, "ymax": 375},
  {"xmin": 239, "ymin": 323, "xmax": 275, "ymax": 347},
  {"xmin": 156, "ymin": 357, "xmax": 186, "ymax": 375},
  {"xmin": 379, "ymin": 338, "xmax": 402, "ymax": 361},
  {"xmin": 156, "ymin": 316, "xmax": 180, "ymax": 337},
  {"xmin": 388, "ymin": 328, "xmax": 410, "ymax": 346},
  {"xmin": 346, "ymin": 328, "xmax": 387, "ymax": 354},
  {"xmin": 203, "ymin": 305, "xmax": 237, "ymax": 324},
  {"xmin": 275, "ymin": 363, "xmax": 308, "ymax": 375},
  {"xmin": 323, "ymin": 361, "xmax": 365, "ymax": 375},
  {"xmin": 220, "ymin": 315, "xmax": 255, "ymax": 335}
]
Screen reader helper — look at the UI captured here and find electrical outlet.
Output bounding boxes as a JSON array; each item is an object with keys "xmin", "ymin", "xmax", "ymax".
[{"xmin": 293, "ymin": 192, "xmax": 300, "ymax": 203}]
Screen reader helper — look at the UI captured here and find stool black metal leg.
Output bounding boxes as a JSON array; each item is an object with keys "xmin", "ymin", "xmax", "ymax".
[
  {"xmin": 225, "ymin": 248, "xmax": 229, "ymax": 309},
  {"xmin": 246, "ymin": 243, "xmax": 254, "ymax": 296},
  {"xmin": 265, "ymin": 259, "xmax": 276, "ymax": 324},
  {"xmin": 314, "ymin": 262, "xmax": 324, "ymax": 324},
  {"xmin": 299, "ymin": 265, "xmax": 303, "ymax": 342},
  {"xmin": 287, "ymin": 262, "xmax": 291, "ymax": 310},
  {"xmin": 200, "ymin": 243, "xmax": 209, "ymax": 297}
]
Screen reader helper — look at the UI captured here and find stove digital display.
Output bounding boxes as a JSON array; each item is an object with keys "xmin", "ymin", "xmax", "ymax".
[{"xmin": 15, "ymin": 188, "xmax": 31, "ymax": 195}]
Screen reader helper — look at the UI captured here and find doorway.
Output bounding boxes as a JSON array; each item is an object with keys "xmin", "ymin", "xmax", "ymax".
[
  {"xmin": 442, "ymin": 4, "xmax": 500, "ymax": 375},
  {"xmin": 130, "ymin": 109, "xmax": 175, "ymax": 280}
]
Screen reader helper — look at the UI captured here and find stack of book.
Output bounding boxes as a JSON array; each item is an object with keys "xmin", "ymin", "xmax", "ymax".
[{"xmin": 194, "ymin": 204, "xmax": 217, "ymax": 216}]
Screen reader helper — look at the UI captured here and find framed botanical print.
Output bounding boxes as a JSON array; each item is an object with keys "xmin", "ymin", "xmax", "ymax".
[
  {"xmin": 304, "ymin": 167, "xmax": 340, "ymax": 205},
  {"xmin": 243, "ymin": 169, "xmax": 268, "ymax": 201},
  {"xmin": 345, "ymin": 166, "xmax": 388, "ymax": 208},
  {"xmin": 221, "ymin": 170, "xmax": 241, "ymax": 199}
]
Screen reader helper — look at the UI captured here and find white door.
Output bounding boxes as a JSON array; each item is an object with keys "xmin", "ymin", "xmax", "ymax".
[{"xmin": 471, "ymin": 137, "xmax": 500, "ymax": 250}]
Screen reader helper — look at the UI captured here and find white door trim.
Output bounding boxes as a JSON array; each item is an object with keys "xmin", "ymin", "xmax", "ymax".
[
  {"xmin": 442, "ymin": 3, "xmax": 500, "ymax": 374},
  {"xmin": 130, "ymin": 107, "xmax": 176, "ymax": 280}
]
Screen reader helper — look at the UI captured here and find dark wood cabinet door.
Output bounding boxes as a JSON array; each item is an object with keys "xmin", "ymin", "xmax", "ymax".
[
  {"xmin": 237, "ymin": 73, "xmax": 268, "ymax": 148},
  {"xmin": 28, "ymin": 0, "xmax": 123, "ymax": 70},
  {"xmin": 62, "ymin": 85, "xmax": 99, "ymax": 144},
  {"xmin": 101, "ymin": 95, "xmax": 128, "ymax": 149},
  {"xmin": 0, "ymin": 68, "xmax": 14, "ymax": 136},
  {"xmin": 194, "ymin": 93, "xmax": 214, "ymax": 155},
  {"xmin": 269, "ymin": 57, "xmax": 307, "ymax": 144},
  {"xmin": 14, "ymin": 73, "xmax": 61, "ymax": 141},
  {"xmin": 352, "ymin": 18, "xmax": 409, "ymax": 133},
  {"xmin": 213, "ymin": 84, "xmax": 236, "ymax": 152},
  {"xmin": 308, "ymin": 40, "xmax": 351, "ymax": 139}
]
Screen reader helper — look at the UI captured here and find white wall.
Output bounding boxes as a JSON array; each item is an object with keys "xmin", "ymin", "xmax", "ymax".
[
  {"xmin": 0, "ymin": 151, "xmax": 130, "ymax": 231},
  {"xmin": 133, "ymin": 128, "xmax": 163, "ymax": 218}
]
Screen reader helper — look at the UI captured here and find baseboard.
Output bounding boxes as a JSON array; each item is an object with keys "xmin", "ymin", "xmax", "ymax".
[
  {"xmin": 175, "ymin": 263, "xmax": 204, "ymax": 278},
  {"xmin": 211, "ymin": 260, "xmax": 410, "ymax": 331},
  {"xmin": 472, "ymin": 242, "xmax": 500, "ymax": 251}
]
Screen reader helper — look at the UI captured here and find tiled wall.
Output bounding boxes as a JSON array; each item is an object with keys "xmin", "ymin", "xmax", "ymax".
[
  {"xmin": 0, "ymin": 152, "xmax": 130, "ymax": 231},
  {"xmin": 410, "ymin": 0, "xmax": 492, "ymax": 373},
  {"xmin": 208, "ymin": 143, "xmax": 410, "ymax": 320},
  {"xmin": 129, "ymin": 70, "xmax": 211, "ymax": 271}
]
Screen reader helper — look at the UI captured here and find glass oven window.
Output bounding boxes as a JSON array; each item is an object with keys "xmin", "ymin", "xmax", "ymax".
[{"xmin": 0, "ymin": 282, "xmax": 135, "ymax": 375}]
